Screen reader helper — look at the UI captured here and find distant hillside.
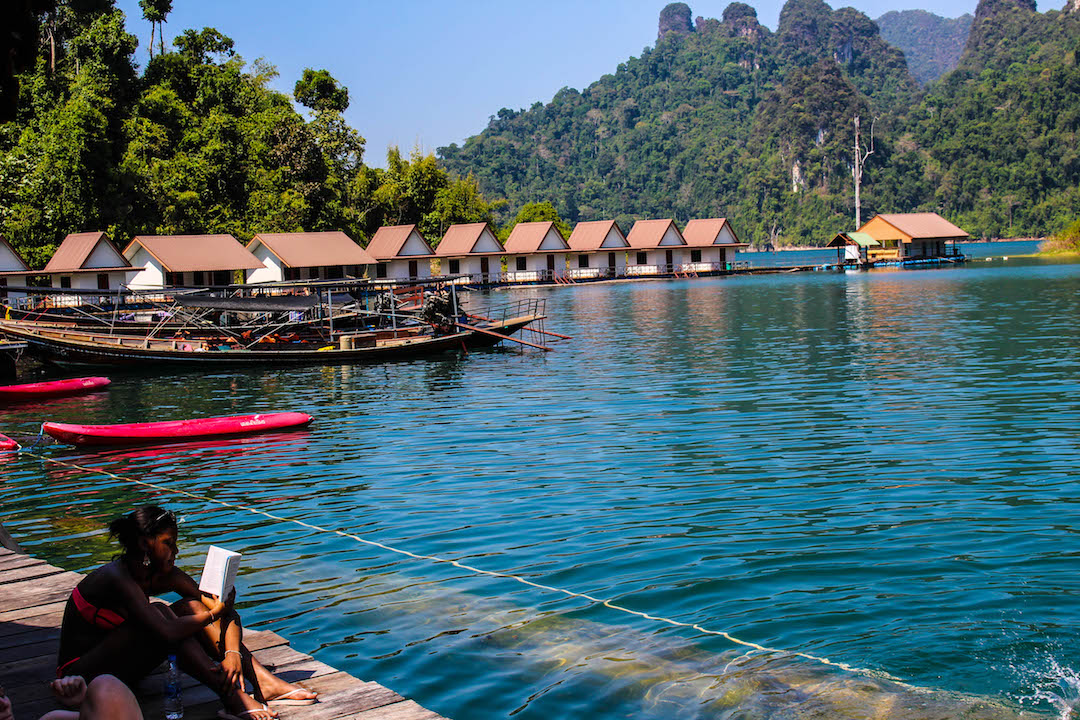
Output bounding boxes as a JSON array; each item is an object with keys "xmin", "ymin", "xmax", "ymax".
[
  {"xmin": 439, "ymin": 1, "xmax": 918, "ymax": 245},
  {"xmin": 439, "ymin": 0, "xmax": 1080, "ymax": 244},
  {"xmin": 875, "ymin": 10, "xmax": 973, "ymax": 84}
]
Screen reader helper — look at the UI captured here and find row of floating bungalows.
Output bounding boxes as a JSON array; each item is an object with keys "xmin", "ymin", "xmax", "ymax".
[{"xmin": 0, "ymin": 213, "xmax": 970, "ymax": 303}]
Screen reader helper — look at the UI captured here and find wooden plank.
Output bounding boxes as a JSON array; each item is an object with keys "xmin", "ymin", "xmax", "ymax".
[
  {"xmin": 351, "ymin": 700, "xmax": 447, "ymax": 720},
  {"xmin": 0, "ymin": 562, "xmax": 66, "ymax": 584},
  {"xmin": 0, "ymin": 600, "xmax": 66, "ymax": 624},
  {"xmin": 0, "ymin": 553, "xmax": 47, "ymax": 571}
]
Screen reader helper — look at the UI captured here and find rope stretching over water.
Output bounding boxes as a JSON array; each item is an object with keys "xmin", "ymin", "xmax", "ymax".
[{"xmin": 24, "ymin": 449, "xmax": 904, "ymax": 684}]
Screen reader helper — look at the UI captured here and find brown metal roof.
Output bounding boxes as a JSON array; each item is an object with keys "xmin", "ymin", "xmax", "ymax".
[
  {"xmin": 873, "ymin": 213, "xmax": 969, "ymax": 239},
  {"xmin": 44, "ymin": 232, "xmax": 133, "ymax": 272},
  {"xmin": 627, "ymin": 219, "xmax": 684, "ymax": 249},
  {"xmin": 123, "ymin": 235, "xmax": 264, "ymax": 272},
  {"xmin": 503, "ymin": 222, "xmax": 569, "ymax": 254},
  {"xmin": 0, "ymin": 236, "xmax": 30, "ymax": 272},
  {"xmin": 436, "ymin": 222, "xmax": 504, "ymax": 256},
  {"xmin": 567, "ymin": 220, "xmax": 627, "ymax": 252},
  {"xmin": 248, "ymin": 232, "xmax": 374, "ymax": 268},
  {"xmin": 682, "ymin": 218, "xmax": 746, "ymax": 247},
  {"xmin": 366, "ymin": 225, "xmax": 435, "ymax": 260}
]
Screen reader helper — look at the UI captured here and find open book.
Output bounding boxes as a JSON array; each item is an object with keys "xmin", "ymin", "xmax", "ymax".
[{"xmin": 198, "ymin": 545, "xmax": 241, "ymax": 599}]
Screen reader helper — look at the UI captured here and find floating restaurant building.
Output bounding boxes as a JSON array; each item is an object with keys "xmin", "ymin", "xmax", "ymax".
[
  {"xmin": 681, "ymin": 218, "xmax": 748, "ymax": 272},
  {"xmin": 41, "ymin": 232, "xmax": 136, "ymax": 293},
  {"xmin": 566, "ymin": 220, "xmax": 629, "ymax": 279},
  {"xmin": 247, "ymin": 231, "xmax": 375, "ymax": 283},
  {"xmin": 436, "ymin": 222, "xmax": 504, "ymax": 283},
  {"xmin": 626, "ymin": 219, "xmax": 686, "ymax": 275},
  {"xmin": 124, "ymin": 234, "xmax": 263, "ymax": 289},
  {"xmin": 503, "ymin": 221, "xmax": 571, "ymax": 282},
  {"xmin": 366, "ymin": 224, "xmax": 436, "ymax": 282},
  {"xmin": 0, "ymin": 236, "xmax": 31, "ymax": 302},
  {"xmin": 827, "ymin": 231, "xmax": 880, "ymax": 264},
  {"xmin": 857, "ymin": 213, "xmax": 968, "ymax": 261}
]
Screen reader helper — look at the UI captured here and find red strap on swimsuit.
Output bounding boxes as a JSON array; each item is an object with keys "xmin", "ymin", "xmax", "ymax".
[{"xmin": 71, "ymin": 586, "xmax": 125, "ymax": 630}]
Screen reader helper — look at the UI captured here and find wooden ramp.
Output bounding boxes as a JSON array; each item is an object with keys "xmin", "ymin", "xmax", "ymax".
[{"xmin": 0, "ymin": 547, "xmax": 448, "ymax": 720}]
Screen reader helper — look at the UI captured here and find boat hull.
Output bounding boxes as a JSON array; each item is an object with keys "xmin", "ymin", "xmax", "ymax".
[
  {"xmin": 0, "ymin": 317, "xmax": 538, "ymax": 369},
  {"xmin": 0, "ymin": 376, "xmax": 111, "ymax": 401},
  {"xmin": 43, "ymin": 412, "xmax": 314, "ymax": 447}
]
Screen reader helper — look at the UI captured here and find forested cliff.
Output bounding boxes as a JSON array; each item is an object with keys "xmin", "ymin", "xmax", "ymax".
[{"xmin": 439, "ymin": 0, "xmax": 1080, "ymax": 245}]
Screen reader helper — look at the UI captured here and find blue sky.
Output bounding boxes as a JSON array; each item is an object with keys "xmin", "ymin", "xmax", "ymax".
[{"xmin": 113, "ymin": 0, "xmax": 1038, "ymax": 168}]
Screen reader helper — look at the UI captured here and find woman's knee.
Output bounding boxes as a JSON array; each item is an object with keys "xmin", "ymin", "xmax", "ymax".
[{"xmin": 82, "ymin": 675, "xmax": 143, "ymax": 720}]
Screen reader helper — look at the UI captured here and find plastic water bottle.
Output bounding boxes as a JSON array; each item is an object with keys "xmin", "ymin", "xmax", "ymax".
[{"xmin": 164, "ymin": 654, "xmax": 183, "ymax": 720}]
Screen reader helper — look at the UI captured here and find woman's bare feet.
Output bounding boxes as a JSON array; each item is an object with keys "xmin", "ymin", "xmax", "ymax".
[
  {"xmin": 261, "ymin": 678, "xmax": 318, "ymax": 706},
  {"xmin": 222, "ymin": 689, "xmax": 276, "ymax": 720}
]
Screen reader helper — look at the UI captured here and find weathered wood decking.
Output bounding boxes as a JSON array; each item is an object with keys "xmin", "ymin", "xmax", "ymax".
[{"xmin": 0, "ymin": 547, "xmax": 448, "ymax": 720}]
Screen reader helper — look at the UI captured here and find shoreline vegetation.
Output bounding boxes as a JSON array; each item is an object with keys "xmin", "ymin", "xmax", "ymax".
[{"xmin": 1037, "ymin": 221, "xmax": 1080, "ymax": 255}]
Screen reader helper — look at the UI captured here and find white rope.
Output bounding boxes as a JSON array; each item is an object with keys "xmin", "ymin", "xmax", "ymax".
[{"xmin": 23, "ymin": 450, "xmax": 904, "ymax": 684}]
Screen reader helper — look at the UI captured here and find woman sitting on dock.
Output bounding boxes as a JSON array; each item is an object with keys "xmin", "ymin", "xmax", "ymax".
[{"xmin": 57, "ymin": 505, "xmax": 317, "ymax": 720}]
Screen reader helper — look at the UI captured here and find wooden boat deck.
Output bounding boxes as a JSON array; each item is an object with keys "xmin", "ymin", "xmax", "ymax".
[{"xmin": 0, "ymin": 547, "xmax": 448, "ymax": 720}]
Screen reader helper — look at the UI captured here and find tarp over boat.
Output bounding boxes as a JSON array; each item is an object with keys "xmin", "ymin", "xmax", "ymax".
[{"xmin": 174, "ymin": 294, "xmax": 320, "ymax": 312}]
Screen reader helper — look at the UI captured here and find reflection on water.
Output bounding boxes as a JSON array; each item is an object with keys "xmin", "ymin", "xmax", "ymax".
[{"xmin": 2, "ymin": 255, "xmax": 1079, "ymax": 719}]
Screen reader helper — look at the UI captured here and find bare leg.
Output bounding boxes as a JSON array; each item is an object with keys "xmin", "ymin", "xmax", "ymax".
[
  {"xmin": 79, "ymin": 675, "xmax": 144, "ymax": 720},
  {"xmin": 173, "ymin": 600, "xmax": 316, "ymax": 705}
]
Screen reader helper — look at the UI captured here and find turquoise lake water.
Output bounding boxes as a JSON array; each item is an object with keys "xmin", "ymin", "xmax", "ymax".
[{"xmin": 3, "ymin": 241, "xmax": 1080, "ymax": 719}]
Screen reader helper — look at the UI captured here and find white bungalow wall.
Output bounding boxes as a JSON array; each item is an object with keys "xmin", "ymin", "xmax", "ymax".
[
  {"xmin": 0, "ymin": 244, "xmax": 28, "ymax": 272},
  {"xmin": 388, "ymin": 258, "xmax": 431, "ymax": 280},
  {"xmin": 248, "ymin": 244, "xmax": 284, "ymax": 283},
  {"xmin": 85, "ymin": 241, "xmax": 128, "ymax": 268},
  {"xmin": 126, "ymin": 247, "xmax": 166, "ymax": 289},
  {"xmin": 471, "ymin": 228, "xmax": 503, "ymax": 253},
  {"xmin": 399, "ymin": 231, "xmax": 433, "ymax": 256}
]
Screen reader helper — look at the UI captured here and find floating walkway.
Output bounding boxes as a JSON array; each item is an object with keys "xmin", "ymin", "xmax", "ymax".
[{"xmin": 0, "ymin": 546, "xmax": 447, "ymax": 720}]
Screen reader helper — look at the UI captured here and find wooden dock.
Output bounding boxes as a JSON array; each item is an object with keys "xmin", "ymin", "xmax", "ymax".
[{"xmin": 0, "ymin": 547, "xmax": 448, "ymax": 720}]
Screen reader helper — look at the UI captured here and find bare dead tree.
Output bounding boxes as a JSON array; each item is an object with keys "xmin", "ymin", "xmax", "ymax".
[{"xmin": 853, "ymin": 115, "xmax": 875, "ymax": 229}]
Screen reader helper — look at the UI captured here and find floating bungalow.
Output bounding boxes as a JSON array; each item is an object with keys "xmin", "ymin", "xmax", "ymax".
[
  {"xmin": 626, "ymin": 219, "xmax": 686, "ymax": 276},
  {"xmin": 0, "ymin": 236, "xmax": 31, "ymax": 303},
  {"xmin": 246, "ymin": 231, "xmax": 375, "ymax": 284},
  {"xmin": 503, "ymin": 221, "xmax": 571, "ymax": 282},
  {"xmin": 827, "ymin": 231, "xmax": 880, "ymax": 264},
  {"xmin": 124, "ymin": 234, "xmax": 264, "ymax": 289},
  {"xmin": 857, "ymin": 213, "xmax": 968, "ymax": 261},
  {"xmin": 41, "ymin": 231, "xmax": 136, "ymax": 292},
  {"xmin": 566, "ymin": 220, "xmax": 629, "ymax": 279},
  {"xmin": 681, "ymin": 218, "xmax": 748, "ymax": 272},
  {"xmin": 436, "ymin": 222, "xmax": 504, "ymax": 283},
  {"xmin": 366, "ymin": 224, "xmax": 436, "ymax": 282}
]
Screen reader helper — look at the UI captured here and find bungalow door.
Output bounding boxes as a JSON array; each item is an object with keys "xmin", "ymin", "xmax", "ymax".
[
  {"xmin": 665, "ymin": 249, "xmax": 674, "ymax": 272},
  {"xmin": 546, "ymin": 254, "xmax": 555, "ymax": 279},
  {"xmin": 608, "ymin": 252, "xmax": 617, "ymax": 276},
  {"xmin": 480, "ymin": 256, "xmax": 490, "ymax": 281},
  {"xmin": 408, "ymin": 260, "xmax": 419, "ymax": 279}
]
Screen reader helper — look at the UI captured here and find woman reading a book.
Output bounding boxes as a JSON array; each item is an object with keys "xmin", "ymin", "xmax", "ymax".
[{"xmin": 57, "ymin": 505, "xmax": 317, "ymax": 720}]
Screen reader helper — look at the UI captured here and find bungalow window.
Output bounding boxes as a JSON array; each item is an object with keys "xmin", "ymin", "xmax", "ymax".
[
  {"xmin": 515, "ymin": 257, "xmax": 527, "ymax": 271},
  {"xmin": 192, "ymin": 271, "xmax": 205, "ymax": 286},
  {"xmin": 165, "ymin": 271, "xmax": 183, "ymax": 287},
  {"xmin": 59, "ymin": 276, "xmax": 72, "ymax": 289},
  {"xmin": 636, "ymin": 252, "xmax": 648, "ymax": 265},
  {"xmin": 97, "ymin": 273, "xmax": 109, "ymax": 290},
  {"xmin": 212, "ymin": 271, "xmax": 231, "ymax": 286},
  {"xmin": 448, "ymin": 259, "xmax": 460, "ymax": 275},
  {"xmin": 284, "ymin": 266, "xmax": 300, "ymax": 282},
  {"xmin": 325, "ymin": 265, "xmax": 344, "ymax": 280},
  {"xmin": 376, "ymin": 263, "xmax": 388, "ymax": 279},
  {"xmin": 690, "ymin": 249, "xmax": 702, "ymax": 263},
  {"xmin": 578, "ymin": 254, "xmax": 589, "ymax": 268}
]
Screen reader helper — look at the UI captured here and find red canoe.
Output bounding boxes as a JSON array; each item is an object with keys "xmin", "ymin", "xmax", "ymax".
[
  {"xmin": 0, "ymin": 376, "xmax": 111, "ymax": 402},
  {"xmin": 0, "ymin": 433, "xmax": 18, "ymax": 451},
  {"xmin": 43, "ymin": 412, "xmax": 313, "ymax": 447}
]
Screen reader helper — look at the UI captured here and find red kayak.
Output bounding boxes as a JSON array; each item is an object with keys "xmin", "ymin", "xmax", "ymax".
[
  {"xmin": 43, "ymin": 412, "xmax": 313, "ymax": 447},
  {"xmin": 0, "ymin": 433, "xmax": 17, "ymax": 451},
  {"xmin": 0, "ymin": 376, "xmax": 111, "ymax": 402}
]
